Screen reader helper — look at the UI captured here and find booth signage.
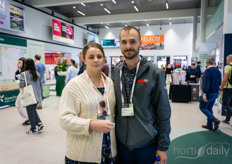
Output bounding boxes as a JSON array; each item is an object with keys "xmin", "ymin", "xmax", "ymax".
[
  {"xmin": 140, "ymin": 35, "xmax": 164, "ymax": 50},
  {"xmin": 0, "ymin": 0, "xmax": 25, "ymax": 32},
  {"xmin": 0, "ymin": 90, "xmax": 19, "ymax": 107},
  {"xmin": 52, "ymin": 19, "xmax": 74, "ymax": 44}
]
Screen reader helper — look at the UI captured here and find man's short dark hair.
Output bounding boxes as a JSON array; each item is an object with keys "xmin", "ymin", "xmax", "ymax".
[
  {"xmin": 70, "ymin": 59, "xmax": 75, "ymax": 65},
  {"xmin": 35, "ymin": 54, "xmax": 41, "ymax": 60},
  {"xmin": 191, "ymin": 63, "xmax": 196, "ymax": 66},
  {"xmin": 197, "ymin": 61, "xmax": 201, "ymax": 64},
  {"xmin": 119, "ymin": 26, "xmax": 141, "ymax": 41}
]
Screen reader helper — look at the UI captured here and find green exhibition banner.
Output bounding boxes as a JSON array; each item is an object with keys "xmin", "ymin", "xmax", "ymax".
[
  {"xmin": 0, "ymin": 90, "xmax": 19, "ymax": 107},
  {"xmin": 0, "ymin": 34, "xmax": 27, "ymax": 47}
]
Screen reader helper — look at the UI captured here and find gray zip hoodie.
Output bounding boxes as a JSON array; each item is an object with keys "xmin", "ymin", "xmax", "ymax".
[{"xmin": 112, "ymin": 56, "xmax": 171, "ymax": 151}]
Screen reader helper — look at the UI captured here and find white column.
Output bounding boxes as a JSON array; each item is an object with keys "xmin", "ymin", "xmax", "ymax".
[
  {"xmin": 223, "ymin": 0, "xmax": 232, "ymax": 34},
  {"xmin": 200, "ymin": 0, "xmax": 207, "ymax": 42}
]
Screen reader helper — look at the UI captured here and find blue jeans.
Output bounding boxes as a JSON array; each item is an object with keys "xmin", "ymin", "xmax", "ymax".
[
  {"xmin": 199, "ymin": 93, "xmax": 219, "ymax": 128},
  {"xmin": 26, "ymin": 103, "xmax": 42, "ymax": 131},
  {"xmin": 117, "ymin": 140, "xmax": 157, "ymax": 164},
  {"xmin": 222, "ymin": 89, "xmax": 232, "ymax": 121}
]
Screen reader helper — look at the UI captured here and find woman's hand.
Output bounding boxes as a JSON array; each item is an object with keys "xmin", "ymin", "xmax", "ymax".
[{"xmin": 89, "ymin": 120, "xmax": 114, "ymax": 133}]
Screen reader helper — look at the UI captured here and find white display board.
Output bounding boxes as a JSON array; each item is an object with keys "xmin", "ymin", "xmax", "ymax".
[{"xmin": 0, "ymin": 46, "xmax": 26, "ymax": 81}]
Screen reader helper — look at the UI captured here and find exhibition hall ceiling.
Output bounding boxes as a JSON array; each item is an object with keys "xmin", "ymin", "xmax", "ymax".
[{"xmin": 22, "ymin": 0, "xmax": 222, "ymax": 29}]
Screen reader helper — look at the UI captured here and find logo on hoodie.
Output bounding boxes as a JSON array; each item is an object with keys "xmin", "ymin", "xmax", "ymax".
[{"xmin": 137, "ymin": 79, "xmax": 148, "ymax": 84}]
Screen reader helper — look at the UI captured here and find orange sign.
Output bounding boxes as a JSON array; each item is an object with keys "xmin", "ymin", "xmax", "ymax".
[{"xmin": 140, "ymin": 35, "xmax": 164, "ymax": 50}]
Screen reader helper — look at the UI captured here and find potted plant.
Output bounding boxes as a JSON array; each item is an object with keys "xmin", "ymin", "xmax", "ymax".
[{"xmin": 56, "ymin": 57, "xmax": 69, "ymax": 76}]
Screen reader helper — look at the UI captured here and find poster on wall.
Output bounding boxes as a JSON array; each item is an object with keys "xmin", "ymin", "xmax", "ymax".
[
  {"xmin": 52, "ymin": 19, "xmax": 74, "ymax": 44},
  {"xmin": 87, "ymin": 32, "xmax": 98, "ymax": 43},
  {"xmin": 0, "ymin": 47, "xmax": 26, "ymax": 81},
  {"xmin": 140, "ymin": 35, "xmax": 164, "ymax": 50},
  {"xmin": 0, "ymin": 0, "xmax": 25, "ymax": 32},
  {"xmin": 27, "ymin": 40, "xmax": 45, "ymax": 63},
  {"xmin": 0, "ymin": 34, "xmax": 27, "ymax": 81}
]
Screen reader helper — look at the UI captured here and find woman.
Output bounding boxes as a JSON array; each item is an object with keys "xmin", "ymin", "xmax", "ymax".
[
  {"xmin": 15, "ymin": 57, "xmax": 29, "ymax": 125},
  {"xmin": 60, "ymin": 42, "xmax": 116, "ymax": 164},
  {"xmin": 19, "ymin": 58, "xmax": 44, "ymax": 134}
]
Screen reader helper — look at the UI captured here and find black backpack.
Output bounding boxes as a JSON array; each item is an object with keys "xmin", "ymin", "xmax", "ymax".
[{"xmin": 229, "ymin": 64, "xmax": 232, "ymax": 85}]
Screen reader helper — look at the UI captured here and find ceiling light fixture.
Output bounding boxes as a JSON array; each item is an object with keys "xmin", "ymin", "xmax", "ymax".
[
  {"xmin": 146, "ymin": 23, "xmax": 149, "ymax": 27},
  {"xmin": 134, "ymin": 5, "xmax": 139, "ymax": 12},
  {"xmin": 169, "ymin": 21, "xmax": 172, "ymax": 26},
  {"xmin": 104, "ymin": 8, "xmax": 111, "ymax": 14},
  {"xmin": 131, "ymin": 1, "xmax": 134, "ymax": 4},
  {"xmin": 125, "ymin": 24, "xmax": 128, "ymax": 26},
  {"xmin": 73, "ymin": 6, "xmax": 76, "ymax": 9},
  {"xmin": 81, "ymin": 3, "xmax": 86, "ymax": 6},
  {"xmin": 105, "ymin": 25, "xmax": 110, "ymax": 29},
  {"xmin": 112, "ymin": 0, "xmax": 116, "ymax": 4},
  {"xmin": 100, "ymin": 4, "xmax": 104, "ymax": 6},
  {"xmin": 166, "ymin": 2, "xmax": 169, "ymax": 9},
  {"xmin": 77, "ymin": 10, "xmax": 85, "ymax": 16}
]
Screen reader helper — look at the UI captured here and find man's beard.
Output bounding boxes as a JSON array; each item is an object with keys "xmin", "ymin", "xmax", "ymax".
[{"xmin": 122, "ymin": 48, "xmax": 139, "ymax": 60}]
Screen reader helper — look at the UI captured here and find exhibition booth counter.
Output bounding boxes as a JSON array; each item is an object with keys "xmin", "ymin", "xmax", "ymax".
[{"xmin": 169, "ymin": 83, "xmax": 199, "ymax": 103}]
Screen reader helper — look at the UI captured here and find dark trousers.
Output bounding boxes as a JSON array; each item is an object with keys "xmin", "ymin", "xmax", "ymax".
[
  {"xmin": 222, "ymin": 89, "xmax": 232, "ymax": 121},
  {"xmin": 26, "ymin": 103, "xmax": 42, "ymax": 131},
  {"xmin": 199, "ymin": 93, "xmax": 218, "ymax": 128},
  {"xmin": 117, "ymin": 140, "xmax": 156, "ymax": 164}
]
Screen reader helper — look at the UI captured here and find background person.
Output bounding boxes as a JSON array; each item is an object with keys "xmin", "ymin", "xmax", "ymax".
[
  {"xmin": 219, "ymin": 54, "xmax": 232, "ymax": 124},
  {"xmin": 102, "ymin": 58, "xmax": 109, "ymax": 76},
  {"xmin": 78, "ymin": 52, "xmax": 86, "ymax": 75},
  {"xmin": 59, "ymin": 42, "xmax": 116, "ymax": 163},
  {"xmin": 115, "ymin": 55, "xmax": 124, "ymax": 66},
  {"xmin": 34, "ymin": 54, "xmax": 45, "ymax": 109},
  {"xmin": 15, "ymin": 57, "xmax": 29, "ymax": 126},
  {"xmin": 19, "ymin": 58, "xmax": 44, "ymax": 134},
  {"xmin": 112, "ymin": 26, "xmax": 171, "ymax": 164},
  {"xmin": 199, "ymin": 57, "xmax": 221, "ymax": 131},
  {"xmin": 65, "ymin": 59, "xmax": 78, "ymax": 84}
]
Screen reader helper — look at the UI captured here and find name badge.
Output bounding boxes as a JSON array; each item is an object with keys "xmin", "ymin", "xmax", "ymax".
[{"xmin": 122, "ymin": 103, "xmax": 134, "ymax": 117}]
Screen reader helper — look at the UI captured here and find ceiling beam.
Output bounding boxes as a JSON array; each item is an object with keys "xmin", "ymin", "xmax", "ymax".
[
  {"xmin": 26, "ymin": 0, "xmax": 111, "ymax": 8},
  {"xmin": 74, "ymin": 8, "xmax": 216, "ymax": 25}
]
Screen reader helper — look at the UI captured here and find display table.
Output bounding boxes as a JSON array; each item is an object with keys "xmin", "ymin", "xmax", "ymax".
[
  {"xmin": 169, "ymin": 83, "xmax": 191, "ymax": 103},
  {"xmin": 56, "ymin": 76, "xmax": 66, "ymax": 96},
  {"xmin": 0, "ymin": 89, "xmax": 19, "ymax": 108}
]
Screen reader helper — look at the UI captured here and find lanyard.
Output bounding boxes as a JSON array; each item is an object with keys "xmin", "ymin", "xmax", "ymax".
[
  {"xmin": 85, "ymin": 72, "xmax": 111, "ymax": 115},
  {"xmin": 120, "ymin": 60, "xmax": 140, "ymax": 104}
]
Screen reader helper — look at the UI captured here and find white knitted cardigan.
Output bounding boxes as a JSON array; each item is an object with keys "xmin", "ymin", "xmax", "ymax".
[{"xmin": 59, "ymin": 71, "xmax": 116, "ymax": 163}]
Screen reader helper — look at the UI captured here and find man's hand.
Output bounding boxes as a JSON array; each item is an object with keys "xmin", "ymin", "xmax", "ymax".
[
  {"xmin": 203, "ymin": 94, "xmax": 208, "ymax": 102},
  {"xmin": 155, "ymin": 150, "xmax": 167, "ymax": 164}
]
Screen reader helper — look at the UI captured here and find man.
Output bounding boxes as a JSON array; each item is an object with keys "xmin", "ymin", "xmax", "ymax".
[
  {"xmin": 116, "ymin": 55, "xmax": 124, "ymax": 66},
  {"xmin": 195, "ymin": 61, "xmax": 201, "ymax": 77},
  {"xmin": 219, "ymin": 54, "xmax": 232, "ymax": 124},
  {"xmin": 112, "ymin": 26, "xmax": 171, "ymax": 164},
  {"xmin": 199, "ymin": 57, "xmax": 221, "ymax": 131},
  {"xmin": 65, "ymin": 59, "xmax": 78, "ymax": 84},
  {"xmin": 78, "ymin": 52, "xmax": 86, "ymax": 75},
  {"xmin": 195, "ymin": 61, "xmax": 202, "ymax": 82},
  {"xmin": 35, "ymin": 54, "xmax": 45, "ymax": 109},
  {"xmin": 186, "ymin": 63, "xmax": 197, "ymax": 83}
]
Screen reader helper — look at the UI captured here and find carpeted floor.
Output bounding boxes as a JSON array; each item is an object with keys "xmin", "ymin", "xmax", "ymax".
[{"xmin": 167, "ymin": 130, "xmax": 232, "ymax": 164}]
